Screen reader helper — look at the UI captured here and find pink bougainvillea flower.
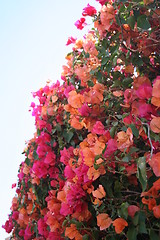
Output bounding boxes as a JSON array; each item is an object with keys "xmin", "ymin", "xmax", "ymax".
[
  {"xmin": 92, "ymin": 121, "xmax": 105, "ymax": 135},
  {"xmin": 139, "ymin": 102, "xmax": 152, "ymax": 118},
  {"xmin": 67, "ymin": 184, "xmax": 86, "ymax": 209},
  {"xmin": 60, "ymin": 202, "xmax": 73, "ymax": 216},
  {"xmin": 2, "ymin": 218, "xmax": 13, "ymax": 233},
  {"xmin": 24, "ymin": 225, "xmax": 34, "ymax": 240},
  {"xmin": 104, "ymin": 139, "xmax": 118, "ymax": 157},
  {"xmin": 12, "ymin": 211, "xmax": 19, "ymax": 220},
  {"xmin": 32, "ymin": 161, "xmax": 48, "ymax": 178},
  {"xmin": 64, "ymin": 84, "xmax": 75, "ymax": 98},
  {"xmin": 36, "ymin": 144, "xmax": 47, "ymax": 158},
  {"xmin": 96, "ymin": 0, "xmax": 106, "ymax": 5},
  {"xmin": 19, "ymin": 229, "xmax": 25, "ymax": 237},
  {"xmin": 37, "ymin": 218, "xmax": 49, "ymax": 238},
  {"xmin": 78, "ymin": 103, "xmax": 91, "ymax": 117},
  {"xmin": 136, "ymin": 84, "xmax": 152, "ymax": 99},
  {"xmin": 82, "ymin": 4, "xmax": 97, "ymax": 16},
  {"xmin": 128, "ymin": 205, "xmax": 140, "ymax": 218},
  {"xmin": 30, "ymin": 102, "xmax": 35, "ymax": 108},
  {"xmin": 11, "ymin": 183, "xmax": 16, "ymax": 189},
  {"xmin": 60, "ymin": 146, "xmax": 74, "ymax": 165},
  {"xmin": 44, "ymin": 151, "xmax": 56, "ymax": 166},
  {"xmin": 66, "ymin": 36, "xmax": 77, "ymax": 46},
  {"xmin": 75, "ymin": 17, "xmax": 86, "ymax": 30},
  {"xmin": 64, "ymin": 165, "xmax": 75, "ymax": 179}
]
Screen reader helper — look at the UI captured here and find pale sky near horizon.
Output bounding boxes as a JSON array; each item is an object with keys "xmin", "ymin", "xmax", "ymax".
[{"xmin": 0, "ymin": 0, "xmax": 100, "ymax": 238}]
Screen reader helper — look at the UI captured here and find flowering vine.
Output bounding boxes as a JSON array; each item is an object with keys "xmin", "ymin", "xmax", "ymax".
[{"xmin": 3, "ymin": 0, "xmax": 160, "ymax": 239}]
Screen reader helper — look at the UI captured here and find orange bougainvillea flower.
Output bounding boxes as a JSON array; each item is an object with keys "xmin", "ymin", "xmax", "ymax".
[
  {"xmin": 92, "ymin": 184, "xmax": 106, "ymax": 199},
  {"xmin": 81, "ymin": 147, "xmax": 95, "ymax": 167},
  {"xmin": 149, "ymin": 152, "xmax": 160, "ymax": 177},
  {"xmin": 151, "ymin": 97, "xmax": 160, "ymax": 108},
  {"xmin": 45, "ymin": 212, "xmax": 61, "ymax": 232},
  {"xmin": 113, "ymin": 218, "xmax": 128, "ymax": 234},
  {"xmin": 143, "ymin": 0, "xmax": 154, "ymax": 5},
  {"xmin": 97, "ymin": 213, "xmax": 112, "ymax": 230},
  {"xmin": 65, "ymin": 224, "xmax": 82, "ymax": 240},
  {"xmin": 142, "ymin": 197, "xmax": 156, "ymax": 210},
  {"xmin": 124, "ymin": 64, "xmax": 134, "ymax": 74},
  {"xmin": 68, "ymin": 90, "xmax": 84, "ymax": 108},
  {"xmin": 69, "ymin": 116, "xmax": 84, "ymax": 130},
  {"xmin": 150, "ymin": 117, "xmax": 160, "ymax": 133},
  {"xmin": 117, "ymin": 127, "xmax": 133, "ymax": 151},
  {"xmin": 64, "ymin": 104, "xmax": 79, "ymax": 115},
  {"xmin": 153, "ymin": 205, "xmax": 160, "ymax": 218},
  {"xmin": 133, "ymin": 76, "xmax": 151, "ymax": 90},
  {"xmin": 87, "ymin": 165, "xmax": 106, "ymax": 180},
  {"xmin": 91, "ymin": 139, "xmax": 105, "ymax": 155},
  {"xmin": 57, "ymin": 190, "xmax": 66, "ymax": 202},
  {"xmin": 113, "ymin": 90, "xmax": 124, "ymax": 97},
  {"xmin": 151, "ymin": 76, "xmax": 160, "ymax": 107},
  {"xmin": 23, "ymin": 163, "xmax": 30, "ymax": 175}
]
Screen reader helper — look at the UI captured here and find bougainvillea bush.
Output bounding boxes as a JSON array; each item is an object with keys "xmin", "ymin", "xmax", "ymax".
[{"xmin": 3, "ymin": 0, "xmax": 160, "ymax": 239}]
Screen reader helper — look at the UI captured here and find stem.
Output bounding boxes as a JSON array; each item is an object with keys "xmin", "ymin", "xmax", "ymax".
[{"xmin": 142, "ymin": 122, "xmax": 153, "ymax": 159}]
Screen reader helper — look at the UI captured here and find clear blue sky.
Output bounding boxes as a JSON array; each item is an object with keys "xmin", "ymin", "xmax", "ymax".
[{"xmin": 0, "ymin": 0, "xmax": 99, "ymax": 238}]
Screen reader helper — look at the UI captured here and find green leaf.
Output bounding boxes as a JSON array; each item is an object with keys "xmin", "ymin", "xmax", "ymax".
[
  {"xmin": 137, "ymin": 157, "xmax": 147, "ymax": 191},
  {"xmin": 110, "ymin": 126, "xmax": 117, "ymax": 138},
  {"xmin": 150, "ymin": 230, "xmax": 159, "ymax": 240},
  {"xmin": 113, "ymin": 56, "xmax": 118, "ymax": 66},
  {"xmin": 83, "ymin": 235, "xmax": 89, "ymax": 240},
  {"xmin": 25, "ymin": 158, "xmax": 30, "ymax": 166},
  {"xmin": 137, "ymin": 15, "xmax": 151, "ymax": 30},
  {"xmin": 128, "ymin": 16, "xmax": 136, "ymax": 29},
  {"xmin": 37, "ymin": 128, "xmax": 41, "ymax": 136},
  {"xmin": 63, "ymin": 130, "xmax": 74, "ymax": 143},
  {"xmin": 56, "ymin": 124, "xmax": 62, "ymax": 132},
  {"xmin": 137, "ymin": 212, "xmax": 147, "ymax": 234},
  {"xmin": 94, "ymin": 163, "xmax": 99, "ymax": 170},
  {"xmin": 84, "ymin": 52, "xmax": 90, "ymax": 58},
  {"xmin": 33, "ymin": 224, "xmax": 38, "ymax": 235},
  {"xmin": 33, "ymin": 150, "xmax": 38, "ymax": 160},
  {"xmin": 52, "ymin": 128, "xmax": 56, "ymax": 135},
  {"xmin": 122, "ymin": 154, "xmax": 132, "ymax": 162},
  {"xmin": 100, "ymin": 176, "xmax": 113, "ymax": 197},
  {"xmin": 133, "ymin": 9, "xmax": 140, "ymax": 19},
  {"xmin": 129, "ymin": 124, "xmax": 139, "ymax": 138},
  {"xmin": 114, "ymin": 180, "xmax": 122, "ymax": 194},
  {"xmin": 122, "ymin": 77, "xmax": 133, "ymax": 87},
  {"xmin": 118, "ymin": 202, "xmax": 129, "ymax": 219},
  {"xmin": 112, "ymin": 121, "xmax": 118, "ymax": 127},
  {"xmin": 133, "ymin": 56, "xmax": 143, "ymax": 66},
  {"xmin": 88, "ymin": 80, "xmax": 94, "ymax": 87},
  {"xmin": 62, "ymin": 219, "xmax": 68, "ymax": 227},
  {"xmin": 127, "ymin": 226, "xmax": 137, "ymax": 240},
  {"xmin": 129, "ymin": 147, "xmax": 139, "ymax": 154},
  {"xmin": 101, "ymin": 57, "xmax": 109, "ymax": 66}
]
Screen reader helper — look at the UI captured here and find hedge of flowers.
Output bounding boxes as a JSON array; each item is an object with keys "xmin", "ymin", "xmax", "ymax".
[{"xmin": 3, "ymin": 0, "xmax": 160, "ymax": 239}]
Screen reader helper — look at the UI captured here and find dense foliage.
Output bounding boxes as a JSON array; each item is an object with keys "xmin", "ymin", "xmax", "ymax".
[{"xmin": 3, "ymin": 0, "xmax": 160, "ymax": 239}]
